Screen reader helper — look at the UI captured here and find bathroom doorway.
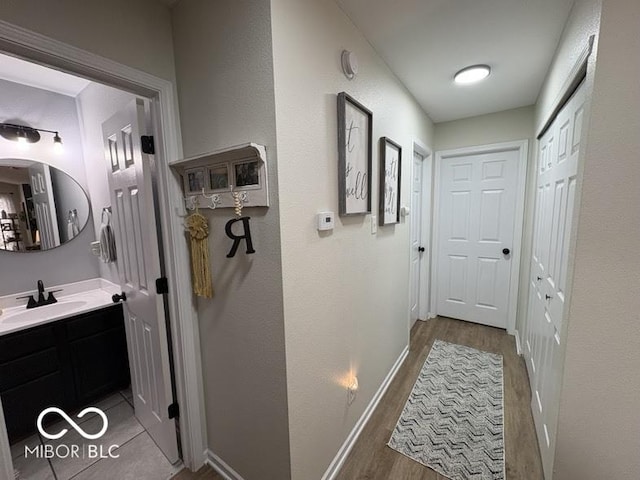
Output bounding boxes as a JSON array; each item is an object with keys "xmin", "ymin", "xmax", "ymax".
[{"xmin": 0, "ymin": 23, "xmax": 205, "ymax": 478}]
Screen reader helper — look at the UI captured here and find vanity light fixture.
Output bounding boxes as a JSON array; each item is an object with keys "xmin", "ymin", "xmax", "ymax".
[
  {"xmin": 0, "ymin": 122, "xmax": 63, "ymax": 151},
  {"xmin": 454, "ymin": 64, "xmax": 491, "ymax": 85}
]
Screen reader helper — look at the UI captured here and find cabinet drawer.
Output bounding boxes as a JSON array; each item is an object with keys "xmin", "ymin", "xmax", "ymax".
[
  {"xmin": 0, "ymin": 347, "xmax": 60, "ymax": 391},
  {"xmin": 0, "ymin": 325, "xmax": 56, "ymax": 363},
  {"xmin": 66, "ymin": 305, "xmax": 124, "ymax": 340}
]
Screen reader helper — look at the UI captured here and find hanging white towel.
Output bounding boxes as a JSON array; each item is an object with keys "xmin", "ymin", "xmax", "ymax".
[{"xmin": 99, "ymin": 208, "xmax": 117, "ymax": 263}]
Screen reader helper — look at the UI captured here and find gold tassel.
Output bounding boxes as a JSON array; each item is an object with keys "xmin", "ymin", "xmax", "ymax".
[{"xmin": 185, "ymin": 209, "xmax": 213, "ymax": 298}]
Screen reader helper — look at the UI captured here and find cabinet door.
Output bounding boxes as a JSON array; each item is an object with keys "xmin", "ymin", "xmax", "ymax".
[
  {"xmin": 67, "ymin": 307, "xmax": 130, "ymax": 407},
  {"xmin": 2, "ymin": 373, "xmax": 66, "ymax": 442}
]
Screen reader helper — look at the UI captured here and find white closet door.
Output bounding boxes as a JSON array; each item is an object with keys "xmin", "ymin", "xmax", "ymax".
[{"xmin": 523, "ymin": 81, "xmax": 586, "ymax": 479}]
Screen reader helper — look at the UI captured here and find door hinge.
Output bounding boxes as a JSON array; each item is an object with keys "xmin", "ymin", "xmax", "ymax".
[
  {"xmin": 168, "ymin": 402, "xmax": 179, "ymax": 419},
  {"xmin": 141, "ymin": 135, "xmax": 155, "ymax": 154},
  {"xmin": 156, "ymin": 277, "xmax": 169, "ymax": 295}
]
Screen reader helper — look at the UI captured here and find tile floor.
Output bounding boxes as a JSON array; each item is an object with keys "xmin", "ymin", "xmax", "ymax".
[{"xmin": 11, "ymin": 387, "xmax": 182, "ymax": 480}]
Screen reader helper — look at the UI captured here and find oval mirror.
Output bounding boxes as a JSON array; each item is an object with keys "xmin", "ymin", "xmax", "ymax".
[{"xmin": 0, "ymin": 159, "xmax": 90, "ymax": 252}]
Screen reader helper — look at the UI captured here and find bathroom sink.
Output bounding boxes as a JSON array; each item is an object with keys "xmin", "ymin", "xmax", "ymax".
[{"xmin": 2, "ymin": 300, "xmax": 89, "ymax": 324}]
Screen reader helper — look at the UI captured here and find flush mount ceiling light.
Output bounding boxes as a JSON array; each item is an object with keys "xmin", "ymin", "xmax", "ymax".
[
  {"xmin": 0, "ymin": 123, "xmax": 63, "ymax": 150},
  {"xmin": 454, "ymin": 64, "xmax": 491, "ymax": 85}
]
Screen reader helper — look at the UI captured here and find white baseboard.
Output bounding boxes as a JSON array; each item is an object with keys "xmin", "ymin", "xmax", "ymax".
[
  {"xmin": 514, "ymin": 329, "xmax": 522, "ymax": 356},
  {"xmin": 427, "ymin": 312, "xmax": 437, "ymax": 319},
  {"xmin": 205, "ymin": 450, "xmax": 246, "ymax": 480},
  {"xmin": 321, "ymin": 345, "xmax": 410, "ymax": 480}
]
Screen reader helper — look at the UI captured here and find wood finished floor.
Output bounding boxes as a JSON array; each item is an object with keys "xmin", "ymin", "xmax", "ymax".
[
  {"xmin": 336, "ymin": 316, "xmax": 543, "ymax": 480},
  {"xmin": 171, "ymin": 465, "xmax": 223, "ymax": 480},
  {"xmin": 171, "ymin": 317, "xmax": 542, "ymax": 480}
]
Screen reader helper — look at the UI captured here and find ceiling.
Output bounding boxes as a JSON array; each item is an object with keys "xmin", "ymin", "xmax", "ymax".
[
  {"xmin": 335, "ymin": 0, "xmax": 576, "ymax": 123},
  {"xmin": 0, "ymin": 1, "xmax": 574, "ymax": 121},
  {"xmin": 0, "ymin": 53, "xmax": 90, "ymax": 97}
]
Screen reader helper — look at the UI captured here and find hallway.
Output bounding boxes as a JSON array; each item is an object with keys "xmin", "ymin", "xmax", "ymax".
[{"xmin": 336, "ymin": 317, "xmax": 543, "ymax": 479}]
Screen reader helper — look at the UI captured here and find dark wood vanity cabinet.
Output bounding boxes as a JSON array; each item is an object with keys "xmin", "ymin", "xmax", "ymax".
[{"xmin": 0, "ymin": 304, "xmax": 130, "ymax": 442}]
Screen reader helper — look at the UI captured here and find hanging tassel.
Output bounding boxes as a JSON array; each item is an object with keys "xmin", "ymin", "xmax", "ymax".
[{"xmin": 185, "ymin": 209, "xmax": 214, "ymax": 298}]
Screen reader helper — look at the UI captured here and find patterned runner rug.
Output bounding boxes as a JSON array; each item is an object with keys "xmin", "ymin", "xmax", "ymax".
[{"xmin": 388, "ymin": 340, "xmax": 504, "ymax": 480}]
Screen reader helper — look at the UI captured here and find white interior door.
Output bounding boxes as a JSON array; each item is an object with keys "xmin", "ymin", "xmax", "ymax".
[
  {"xmin": 435, "ymin": 146, "xmax": 522, "ymax": 329},
  {"xmin": 522, "ymin": 82, "xmax": 585, "ymax": 479},
  {"xmin": 102, "ymin": 99, "xmax": 179, "ymax": 463},
  {"xmin": 409, "ymin": 152, "xmax": 424, "ymax": 326},
  {"xmin": 28, "ymin": 163, "xmax": 60, "ymax": 250}
]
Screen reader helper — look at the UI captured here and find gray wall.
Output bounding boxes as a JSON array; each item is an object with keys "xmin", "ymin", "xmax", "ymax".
[
  {"xmin": 171, "ymin": 1, "xmax": 291, "ymax": 479},
  {"xmin": 0, "ymin": 0, "xmax": 176, "ymax": 83},
  {"xmin": 270, "ymin": 0, "xmax": 433, "ymax": 478},
  {"xmin": 0, "ymin": 79, "xmax": 98, "ymax": 295}
]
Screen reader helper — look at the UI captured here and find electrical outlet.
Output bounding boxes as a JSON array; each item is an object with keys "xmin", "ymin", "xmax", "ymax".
[{"xmin": 371, "ymin": 215, "xmax": 377, "ymax": 234}]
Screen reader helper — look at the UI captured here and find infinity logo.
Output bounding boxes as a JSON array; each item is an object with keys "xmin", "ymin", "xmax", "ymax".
[{"xmin": 37, "ymin": 407, "xmax": 109, "ymax": 440}]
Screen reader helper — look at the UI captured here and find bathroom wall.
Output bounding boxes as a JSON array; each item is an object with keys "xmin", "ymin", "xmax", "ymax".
[
  {"xmin": 270, "ymin": 0, "xmax": 434, "ymax": 478},
  {"xmin": 76, "ymin": 82, "xmax": 137, "ymax": 285},
  {"xmin": 0, "ymin": 78, "xmax": 98, "ymax": 296},
  {"xmin": 171, "ymin": 1, "xmax": 291, "ymax": 479}
]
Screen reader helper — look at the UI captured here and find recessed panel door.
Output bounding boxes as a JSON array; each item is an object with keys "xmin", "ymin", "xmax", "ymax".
[
  {"xmin": 524, "ymin": 81, "xmax": 585, "ymax": 479},
  {"xmin": 436, "ymin": 149, "xmax": 520, "ymax": 328},
  {"xmin": 410, "ymin": 152, "xmax": 423, "ymax": 326},
  {"xmin": 28, "ymin": 163, "xmax": 60, "ymax": 250},
  {"xmin": 102, "ymin": 99, "xmax": 178, "ymax": 463}
]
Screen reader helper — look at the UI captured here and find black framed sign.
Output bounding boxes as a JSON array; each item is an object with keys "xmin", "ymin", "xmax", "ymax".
[
  {"xmin": 337, "ymin": 92, "xmax": 372, "ymax": 216},
  {"xmin": 379, "ymin": 137, "xmax": 402, "ymax": 225}
]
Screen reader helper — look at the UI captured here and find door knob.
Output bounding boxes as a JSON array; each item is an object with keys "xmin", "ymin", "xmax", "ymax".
[
  {"xmin": 502, "ymin": 248, "xmax": 511, "ymax": 255},
  {"xmin": 537, "ymin": 276, "xmax": 543, "ymax": 281},
  {"xmin": 545, "ymin": 294, "xmax": 553, "ymax": 300},
  {"xmin": 112, "ymin": 292, "xmax": 127, "ymax": 303},
  {"xmin": 418, "ymin": 246, "xmax": 425, "ymax": 253}
]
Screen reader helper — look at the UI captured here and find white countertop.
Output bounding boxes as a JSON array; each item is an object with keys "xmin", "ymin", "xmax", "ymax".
[{"xmin": 0, "ymin": 279, "xmax": 120, "ymax": 336}]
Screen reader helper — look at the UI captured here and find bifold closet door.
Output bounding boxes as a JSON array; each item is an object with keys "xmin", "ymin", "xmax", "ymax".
[{"xmin": 522, "ymin": 81, "xmax": 586, "ymax": 478}]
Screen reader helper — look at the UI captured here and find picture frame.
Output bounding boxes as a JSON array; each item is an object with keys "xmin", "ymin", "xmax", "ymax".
[
  {"xmin": 337, "ymin": 92, "xmax": 373, "ymax": 216},
  {"xmin": 208, "ymin": 165, "xmax": 230, "ymax": 191},
  {"xmin": 233, "ymin": 159, "xmax": 261, "ymax": 189},
  {"xmin": 185, "ymin": 168, "xmax": 205, "ymax": 193},
  {"xmin": 379, "ymin": 137, "xmax": 402, "ymax": 225}
]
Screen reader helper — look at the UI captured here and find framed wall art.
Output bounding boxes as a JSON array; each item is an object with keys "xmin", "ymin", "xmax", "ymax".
[
  {"xmin": 379, "ymin": 137, "xmax": 402, "ymax": 225},
  {"xmin": 337, "ymin": 92, "xmax": 372, "ymax": 216}
]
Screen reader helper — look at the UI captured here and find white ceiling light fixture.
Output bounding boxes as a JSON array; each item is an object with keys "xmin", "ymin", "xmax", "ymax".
[
  {"xmin": 341, "ymin": 50, "xmax": 359, "ymax": 80},
  {"xmin": 454, "ymin": 64, "xmax": 491, "ymax": 85}
]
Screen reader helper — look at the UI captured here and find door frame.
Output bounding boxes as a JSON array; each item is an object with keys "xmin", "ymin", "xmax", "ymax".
[
  {"xmin": 409, "ymin": 139, "xmax": 433, "ymax": 324},
  {"xmin": 431, "ymin": 140, "xmax": 528, "ymax": 334},
  {"xmin": 0, "ymin": 20, "xmax": 207, "ymax": 470}
]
